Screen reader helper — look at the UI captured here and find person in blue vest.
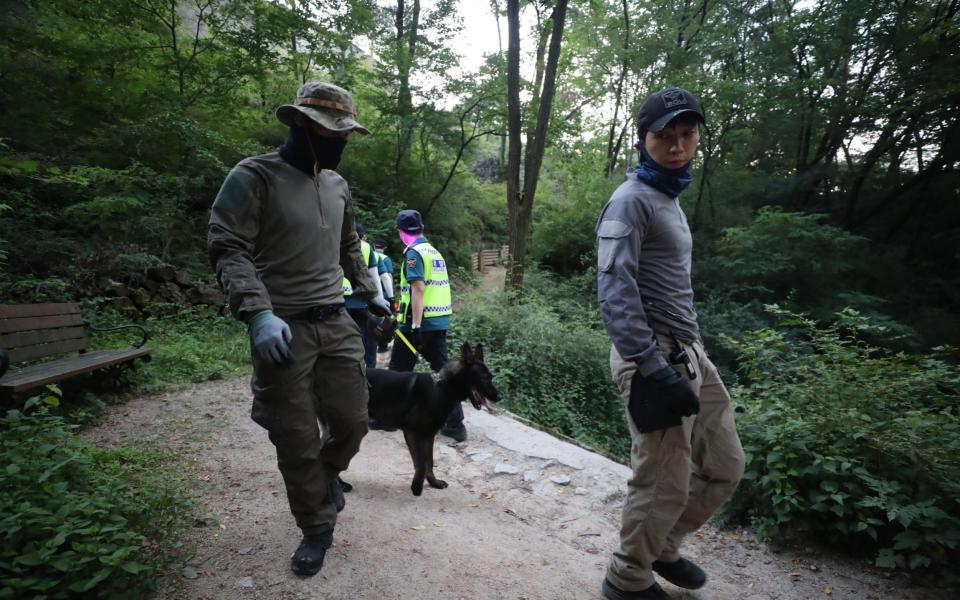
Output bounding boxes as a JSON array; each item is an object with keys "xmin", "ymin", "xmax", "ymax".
[
  {"xmin": 388, "ymin": 209, "xmax": 464, "ymax": 442},
  {"xmin": 373, "ymin": 239, "xmax": 395, "ymax": 353},
  {"xmin": 344, "ymin": 223, "xmax": 385, "ymax": 368}
]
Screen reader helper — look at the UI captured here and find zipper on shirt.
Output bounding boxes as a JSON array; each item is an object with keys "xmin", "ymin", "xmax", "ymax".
[{"xmin": 313, "ymin": 165, "xmax": 326, "ymax": 225}]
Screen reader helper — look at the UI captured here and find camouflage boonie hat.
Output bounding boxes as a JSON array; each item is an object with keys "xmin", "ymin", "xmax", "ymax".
[{"xmin": 276, "ymin": 81, "xmax": 370, "ymax": 135}]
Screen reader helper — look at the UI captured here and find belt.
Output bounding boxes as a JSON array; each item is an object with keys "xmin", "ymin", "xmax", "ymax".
[{"xmin": 281, "ymin": 303, "xmax": 345, "ymax": 322}]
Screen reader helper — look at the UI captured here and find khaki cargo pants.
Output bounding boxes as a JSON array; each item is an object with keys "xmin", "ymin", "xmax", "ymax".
[
  {"xmin": 607, "ymin": 335, "xmax": 744, "ymax": 591},
  {"xmin": 250, "ymin": 308, "xmax": 369, "ymax": 536}
]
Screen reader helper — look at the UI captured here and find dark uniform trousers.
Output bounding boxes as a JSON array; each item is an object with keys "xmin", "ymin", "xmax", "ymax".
[
  {"xmin": 387, "ymin": 329, "xmax": 463, "ymax": 428},
  {"xmin": 250, "ymin": 308, "xmax": 369, "ymax": 536}
]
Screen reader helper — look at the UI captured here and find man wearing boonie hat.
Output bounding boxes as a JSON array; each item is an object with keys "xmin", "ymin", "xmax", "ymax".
[
  {"xmin": 596, "ymin": 87, "xmax": 745, "ymax": 600},
  {"xmin": 208, "ymin": 81, "xmax": 390, "ymax": 577}
]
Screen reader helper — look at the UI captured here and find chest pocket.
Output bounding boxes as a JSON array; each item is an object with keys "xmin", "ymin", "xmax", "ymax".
[{"xmin": 597, "ymin": 219, "xmax": 632, "ymax": 273}]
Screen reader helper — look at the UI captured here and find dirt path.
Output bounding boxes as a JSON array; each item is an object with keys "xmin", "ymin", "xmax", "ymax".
[{"xmin": 81, "ymin": 373, "xmax": 950, "ymax": 600}]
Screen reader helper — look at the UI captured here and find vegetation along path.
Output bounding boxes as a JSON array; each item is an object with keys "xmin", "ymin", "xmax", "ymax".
[{"xmin": 81, "ymin": 374, "xmax": 949, "ymax": 600}]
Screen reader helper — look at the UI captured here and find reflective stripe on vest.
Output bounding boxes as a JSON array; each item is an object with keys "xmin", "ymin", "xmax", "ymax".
[
  {"xmin": 398, "ymin": 241, "xmax": 452, "ymax": 324},
  {"xmin": 343, "ymin": 240, "xmax": 371, "ymax": 297}
]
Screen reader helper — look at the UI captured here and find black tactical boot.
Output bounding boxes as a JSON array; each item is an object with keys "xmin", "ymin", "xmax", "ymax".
[
  {"xmin": 652, "ymin": 557, "xmax": 706, "ymax": 590},
  {"xmin": 290, "ymin": 531, "xmax": 332, "ymax": 576},
  {"xmin": 440, "ymin": 423, "xmax": 467, "ymax": 443},
  {"xmin": 602, "ymin": 579, "xmax": 671, "ymax": 600},
  {"xmin": 330, "ymin": 477, "xmax": 345, "ymax": 513}
]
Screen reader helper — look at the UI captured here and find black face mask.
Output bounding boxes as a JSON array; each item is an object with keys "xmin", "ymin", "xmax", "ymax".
[{"xmin": 279, "ymin": 125, "xmax": 347, "ymax": 176}]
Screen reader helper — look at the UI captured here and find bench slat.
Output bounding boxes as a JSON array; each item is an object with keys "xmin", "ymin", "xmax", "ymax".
[
  {"xmin": 0, "ymin": 348, "xmax": 151, "ymax": 392},
  {"xmin": 0, "ymin": 313, "xmax": 85, "ymax": 334},
  {"xmin": 0, "ymin": 303, "xmax": 80, "ymax": 319},
  {"xmin": 8, "ymin": 338, "xmax": 89, "ymax": 363},
  {"xmin": 0, "ymin": 326, "xmax": 87, "ymax": 350}
]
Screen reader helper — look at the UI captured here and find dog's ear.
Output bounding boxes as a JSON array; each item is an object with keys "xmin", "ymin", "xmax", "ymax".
[
  {"xmin": 460, "ymin": 341, "xmax": 475, "ymax": 363},
  {"xmin": 475, "ymin": 343, "xmax": 484, "ymax": 362}
]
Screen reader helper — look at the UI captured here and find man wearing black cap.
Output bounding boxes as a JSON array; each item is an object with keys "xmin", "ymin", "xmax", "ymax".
[
  {"xmin": 389, "ymin": 209, "xmax": 464, "ymax": 441},
  {"xmin": 596, "ymin": 87, "xmax": 744, "ymax": 600},
  {"xmin": 208, "ymin": 81, "xmax": 390, "ymax": 577}
]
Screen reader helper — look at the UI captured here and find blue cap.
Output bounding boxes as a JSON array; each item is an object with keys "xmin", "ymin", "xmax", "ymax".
[
  {"xmin": 396, "ymin": 209, "xmax": 423, "ymax": 233},
  {"xmin": 637, "ymin": 87, "xmax": 705, "ymax": 137},
  {"xmin": 355, "ymin": 223, "xmax": 366, "ymax": 237}
]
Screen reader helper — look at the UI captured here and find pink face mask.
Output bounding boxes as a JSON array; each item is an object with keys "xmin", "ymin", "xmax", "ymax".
[{"xmin": 398, "ymin": 230, "xmax": 420, "ymax": 247}]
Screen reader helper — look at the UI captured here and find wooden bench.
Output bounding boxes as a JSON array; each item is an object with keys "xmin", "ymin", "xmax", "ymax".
[{"xmin": 0, "ymin": 302, "xmax": 151, "ymax": 397}]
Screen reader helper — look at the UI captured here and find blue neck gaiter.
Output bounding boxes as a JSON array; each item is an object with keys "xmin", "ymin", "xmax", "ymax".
[{"xmin": 634, "ymin": 145, "xmax": 694, "ymax": 198}]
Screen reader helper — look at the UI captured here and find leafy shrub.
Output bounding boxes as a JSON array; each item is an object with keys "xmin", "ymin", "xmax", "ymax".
[
  {"xmin": 0, "ymin": 393, "xmax": 195, "ymax": 598},
  {"xmin": 724, "ymin": 307, "xmax": 960, "ymax": 570},
  {"xmin": 452, "ymin": 282, "xmax": 628, "ymax": 458}
]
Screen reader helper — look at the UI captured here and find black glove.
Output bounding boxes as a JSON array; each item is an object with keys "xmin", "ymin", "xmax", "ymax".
[{"xmin": 628, "ymin": 365, "xmax": 700, "ymax": 433}]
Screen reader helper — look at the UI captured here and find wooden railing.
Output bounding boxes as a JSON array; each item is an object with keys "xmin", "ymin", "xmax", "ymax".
[{"xmin": 470, "ymin": 245, "xmax": 510, "ymax": 272}]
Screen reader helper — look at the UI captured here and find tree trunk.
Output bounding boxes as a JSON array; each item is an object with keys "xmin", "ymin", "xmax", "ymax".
[
  {"xmin": 505, "ymin": 0, "xmax": 523, "ymax": 293},
  {"xmin": 506, "ymin": 0, "xmax": 569, "ymax": 295}
]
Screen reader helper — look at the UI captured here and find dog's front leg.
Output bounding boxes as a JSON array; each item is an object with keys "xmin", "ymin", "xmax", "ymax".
[
  {"xmin": 403, "ymin": 430, "xmax": 427, "ymax": 496},
  {"xmin": 422, "ymin": 435, "xmax": 448, "ymax": 490}
]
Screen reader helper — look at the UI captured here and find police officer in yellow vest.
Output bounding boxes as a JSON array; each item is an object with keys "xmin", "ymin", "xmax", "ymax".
[
  {"xmin": 388, "ymin": 209, "xmax": 464, "ymax": 441},
  {"xmin": 344, "ymin": 223, "xmax": 385, "ymax": 368}
]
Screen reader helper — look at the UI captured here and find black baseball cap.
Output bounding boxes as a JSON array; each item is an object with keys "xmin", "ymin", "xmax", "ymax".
[
  {"xmin": 396, "ymin": 209, "xmax": 423, "ymax": 233},
  {"xmin": 374, "ymin": 239, "xmax": 387, "ymax": 249},
  {"xmin": 355, "ymin": 223, "xmax": 366, "ymax": 237},
  {"xmin": 636, "ymin": 87, "xmax": 705, "ymax": 137}
]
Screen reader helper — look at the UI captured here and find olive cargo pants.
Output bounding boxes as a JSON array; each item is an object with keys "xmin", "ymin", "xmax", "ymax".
[
  {"xmin": 607, "ymin": 336, "xmax": 745, "ymax": 591},
  {"xmin": 250, "ymin": 309, "xmax": 369, "ymax": 536}
]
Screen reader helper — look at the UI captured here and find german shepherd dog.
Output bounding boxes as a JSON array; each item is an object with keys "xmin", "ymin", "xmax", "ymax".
[{"xmin": 364, "ymin": 342, "xmax": 500, "ymax": 496}]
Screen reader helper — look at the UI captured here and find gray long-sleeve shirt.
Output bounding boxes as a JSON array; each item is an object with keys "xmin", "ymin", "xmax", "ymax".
[
  {"xmin": 208, "ymin": 152, "xmax": 377, "ymax": 321},
  {"xmin": 596, "ymin": 173, "xmax": 700, "ymax": 376}
]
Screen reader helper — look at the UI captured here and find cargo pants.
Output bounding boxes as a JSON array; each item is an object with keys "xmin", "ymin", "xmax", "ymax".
[
  {"xmin": 607, "ymin": 335, "xmax": 745, "ymax": 591},
  {"xmin": 250, "ymin": 308, "xmax": 369, "ymax": 537}
]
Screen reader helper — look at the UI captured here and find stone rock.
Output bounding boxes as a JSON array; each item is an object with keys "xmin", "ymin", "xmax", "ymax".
[
  {"xmin": 549, "ymin": 474, "xmax": 571, "ymax": 486},
  {"xmin": 574, "ymin": 487, "xmax": 588, "ymax": 495},
  {"xmin": 539, "ymin": 459, "xmax": 555, "ymax": 469},
  {"xmin": 187, "ymin": 283, "xmax": 225, "ymax": 307},
  {"xmin": 146, "ymin": 265, "xmax": 177, "ymax": 282},
  {"xmin": 102, "ymin": 279, "xmax": 130, "ymax": 298},
  {"xmin": 494, "ymin": 463, "xmax": 519, "ymax": 475},
  {"xmin": 130, "ymin": 288, "xmax": 151, "ymax": 309},
  {"xmin": 523, "ymin": 470, "xmax": 539, "ymax": 483},
  {"xmin": 173, "ymin": 270, "xmax": 193, "ymax": 288},
  {"xmin": 130, "ymin": 272, "xmax": 160, "ymax": 293},
  {"xmin": 155, "ymin": 281, "xmax": 185, "ymax": 303},
  {"xmin": 109, "ymin": 296, "xmax": 140, "ymax": 317},
  {"xmin": 469, "ymin": 452, "xmax": 492, "ymax": 463},
  {"xmin": 237, "ymin": 576, "xmax": 254, "ymax": 588}
]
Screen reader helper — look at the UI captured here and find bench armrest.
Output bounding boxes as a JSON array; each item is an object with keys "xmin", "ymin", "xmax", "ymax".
[{"xmin": 85, "ymin": 322, "xmax": 150, "ymax": 348}]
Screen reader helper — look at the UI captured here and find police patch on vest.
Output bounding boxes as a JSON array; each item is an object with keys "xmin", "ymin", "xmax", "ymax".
[
  {"xmin": 407, "ymin": 258, "xmax": 417, "ymax": 268},
  {"xmin": 431, "ymin": 259, "xmax": 446, "ymax": 272}
]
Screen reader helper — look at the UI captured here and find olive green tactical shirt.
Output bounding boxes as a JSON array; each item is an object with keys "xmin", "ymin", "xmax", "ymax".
[{"xmin": 208, "ymin": 152, "xmax": 377, "ymax": 320}]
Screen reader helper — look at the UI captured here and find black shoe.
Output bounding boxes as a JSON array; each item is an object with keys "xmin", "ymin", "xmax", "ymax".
[
  {"xmin": 440, "ymin": 423, "xmax": 467, "ymax": 443},
  {"xmin": 329, "ymin": 478, "xmax": 345, "ymax": 513},
  {"xmin": 602, "ymin": 578, "xmax": 671, "ymax": 600},
  {"xmin": 368, "ymin": 417, "xmax": 398, "ymax": 432},
  {"xmin": 652, "ymin": 557, "xmax": 706, "ymax": 590},
  {"xmin": 290, "ymin": 532, "xmax": 332, "ymax": 576},
  {"xmin": 337, "ymin": 476, "xmax": 353, "ymax": 493}
]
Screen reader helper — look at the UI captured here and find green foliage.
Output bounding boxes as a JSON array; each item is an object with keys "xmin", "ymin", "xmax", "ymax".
[
  {"xmin": 452, "ymin": 276, "xmax": 627, "ymax": 457},
  {"xmin": 136, "ymin": 307, "xmax": 250, "ymax": 389},
  {"xmin": 724, "ymin": 307, "xmax": 960, "ymax": 571},
  {"xmin": 0, "ymin": 393, "xmax": 195, "ymax": 598}
]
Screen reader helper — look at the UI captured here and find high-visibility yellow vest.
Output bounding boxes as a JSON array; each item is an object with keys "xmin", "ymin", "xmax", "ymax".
[
  {"xmin": 398, "ymin": 241, "xmax": 452, "ymax": 324},
  {"xmin": 343, "ymin": 240, "xmax": 372, "ymax": 296}
]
